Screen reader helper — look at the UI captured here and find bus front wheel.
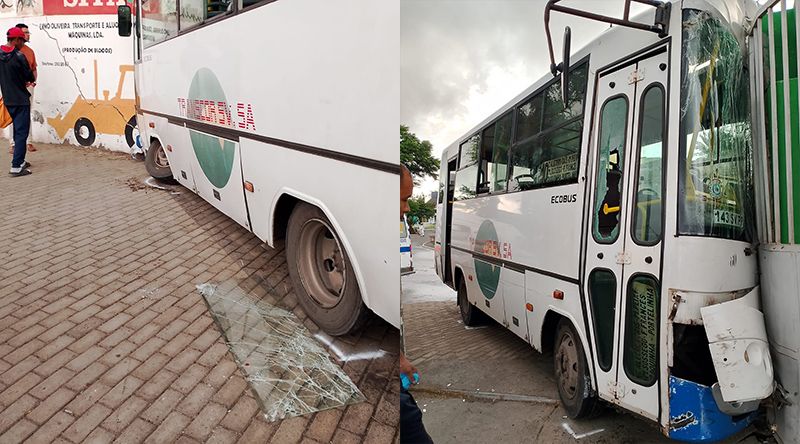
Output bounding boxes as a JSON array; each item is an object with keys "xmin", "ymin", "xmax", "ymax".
[
  {"xmin": 144, "ymin": 139, "xmax": 173, "ymax": 181},
  {"xmin": 286, "ymin": 203, "xmax": 367, "ymax": 336},
  {"xmin": 458, "ymin": 279, "xmax": 483, "ymax": 327},
  {"xmin": 554, "ymin": 319, "xmax": 600, "ymax": 418}
]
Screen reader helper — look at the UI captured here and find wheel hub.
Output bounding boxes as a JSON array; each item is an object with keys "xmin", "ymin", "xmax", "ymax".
[
  {"xmin": 155, "ymin": 145, "xmax": 169, "ymax": 168},
  {"xmin": 556, "ymin": 331, "xmax": 580, "ymax": 399},
  {"xmin": 296, "ymin": 218, "xmax": 346, "ymax": 308}
]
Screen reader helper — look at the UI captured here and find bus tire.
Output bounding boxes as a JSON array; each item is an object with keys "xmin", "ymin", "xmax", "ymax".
[
  {"xmin": 554, "ymin": 318, "xmax": 600, "ymax": 418},
  {"xmin": 458, "ymin": 279, "xmax": 483, "ymax": 327},
  {"xmin": 144, "ymin": 139, "xmax": 174, "ymax": 181},
  {"xmin": 286, "ymin": 203, "xmax": 367, "ymax": 336}
]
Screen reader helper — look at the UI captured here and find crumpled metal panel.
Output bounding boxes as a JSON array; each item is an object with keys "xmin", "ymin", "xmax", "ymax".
[
  {"xmin": 197, "ymin": 282, "xmax": 364, "ymax": 421},
  {"xmin": 701, "ymin": 286, "xmax": 774, "ymax": 403}
]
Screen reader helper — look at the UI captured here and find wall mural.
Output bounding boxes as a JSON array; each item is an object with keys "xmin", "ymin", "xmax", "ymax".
[
  {"xmin": 47, "ymin": 60, "xmax": 136, "ymax": 147},
  {"xmin": 0, "ymin": 0, "xmax": 137, "ymax": 153},
  {"xmin": 0, "ymin": 0, "xmax": 42, "ymax": 18}
]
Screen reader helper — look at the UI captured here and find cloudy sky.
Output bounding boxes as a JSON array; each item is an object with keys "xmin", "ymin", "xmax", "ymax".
[{"xmin": 401, "ymin": 0, "xmax": 649, "ymax": 196}]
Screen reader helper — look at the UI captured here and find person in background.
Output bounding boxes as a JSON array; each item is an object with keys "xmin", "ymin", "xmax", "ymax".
[
  {"xmin": 1, "ymin": 27, "xmax": 35, "ymax": 176},
  {"xmin": 7, "ymin": 23, "xmax": 36, "ymax": 155},
  {"xmin": 400, "ymin": 164, "xmax": 434, "ymax": 443}
]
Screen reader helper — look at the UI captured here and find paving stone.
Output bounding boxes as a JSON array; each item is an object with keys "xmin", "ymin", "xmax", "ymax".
[{"xmin": 0, "ymin": 143, "xmax": 399, "ymax": 442}]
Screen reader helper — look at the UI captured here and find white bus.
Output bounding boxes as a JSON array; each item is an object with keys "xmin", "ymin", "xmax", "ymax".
[
  {"xmin": 117, "ymin": 0, "xmax": 399, "ymax": 335},
  {"xmin": 435, "ymin": 0, "xmax": 775, "ymax": 441}
]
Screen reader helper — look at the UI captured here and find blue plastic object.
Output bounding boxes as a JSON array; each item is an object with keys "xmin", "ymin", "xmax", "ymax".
[
  {"xmin": 667, "ymin": 375, "xmax": 756, "ymax": 442},
  {"xmin": 401, "ymin": 372, "xmax": 420, "ymax": 390}
]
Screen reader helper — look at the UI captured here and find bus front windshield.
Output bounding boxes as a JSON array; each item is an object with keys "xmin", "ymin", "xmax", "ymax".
[{"xmin": 679, "ymin": 10, "xmax": 755, "ymax": 243}]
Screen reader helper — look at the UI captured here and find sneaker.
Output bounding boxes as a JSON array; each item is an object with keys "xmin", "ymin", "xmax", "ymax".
[
  {"xmin": 9, "ymin": 169, "xmax": 31, "ymax": 177},
  {"xmin": 20, "ymin": 161, "xmax": 31, "ymax": 169}
]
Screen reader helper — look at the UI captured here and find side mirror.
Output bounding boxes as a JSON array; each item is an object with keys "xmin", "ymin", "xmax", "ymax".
[
  {"xmin": 560, "ymin": 26, "xmax": 571, "ymax": 106},
  {"xmin": 118, "ymin": 5, "xmax": 132, "ymax": 37}
]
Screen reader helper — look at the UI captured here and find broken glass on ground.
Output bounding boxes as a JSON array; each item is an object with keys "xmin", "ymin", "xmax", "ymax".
[{"xmin": 197, "ymin": 282, "xmax": 364, "ymax": 422}]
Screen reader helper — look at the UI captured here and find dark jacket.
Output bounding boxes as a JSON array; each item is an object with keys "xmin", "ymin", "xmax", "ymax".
[{"xmin": 0, "ymin": 45, "xmax": 34, "ymax": 106}]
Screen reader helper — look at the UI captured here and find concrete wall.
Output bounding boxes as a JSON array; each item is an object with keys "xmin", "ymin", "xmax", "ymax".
[{"xmin": 0, "ymin": 0, "xmax": 136, "ymax": 152}]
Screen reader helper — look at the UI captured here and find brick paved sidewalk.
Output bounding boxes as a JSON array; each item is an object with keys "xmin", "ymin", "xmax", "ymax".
[{"xmin": 0, "ymin": 143, "xmax": 399, "ymax": 443}]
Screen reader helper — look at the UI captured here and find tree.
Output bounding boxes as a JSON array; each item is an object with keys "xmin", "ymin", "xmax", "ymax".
[
  {"xmin": 401, "ymin": 125, "xmax": 440, "ymax": 181},
  {"xmin": 406, "ymin": 195, "xmax": 436, "ymax": 225}
]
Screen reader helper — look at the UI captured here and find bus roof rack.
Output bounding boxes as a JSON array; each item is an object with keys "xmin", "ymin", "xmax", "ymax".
[{"xmin": 545, "ymin": 0, "xmax": 672, "ymax": 76}]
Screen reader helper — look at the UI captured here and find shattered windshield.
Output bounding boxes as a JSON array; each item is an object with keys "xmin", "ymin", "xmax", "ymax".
[{"xmin": 678, "ymin": 10, "xmax": 755, "ymax": 242}]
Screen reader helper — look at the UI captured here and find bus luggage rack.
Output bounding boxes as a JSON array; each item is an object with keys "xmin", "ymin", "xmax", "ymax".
[{"xmin": 544, "ymin": 0, "xmax": 671, "ymax": 76}]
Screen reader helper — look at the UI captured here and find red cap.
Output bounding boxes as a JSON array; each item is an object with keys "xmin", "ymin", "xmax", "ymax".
[{"xmin": 7, "ymin": 27, "xmax": 25, "ymax": 39}]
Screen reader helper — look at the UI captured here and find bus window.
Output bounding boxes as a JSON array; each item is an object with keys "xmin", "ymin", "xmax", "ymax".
[
  {"xmin": 490, "ymin": 113, "xmax": 512, "ymax": 193},
  {"xmin": 632, "ymin": 85, "xmax": 665, "ymax": 244},
  {"xmin": 510, "ymin": 120, "xmax": 581, "ymax": 191},
  {"xmin": 516, "ymin": 94, "xmax": 543, "ymax": 142},
  {"xmin": 623, "ymin": 275, "xmax": 660, "ymax": 386},
  {"xmin": 240, "ymin": 0, "xmax": 264, "ymax": 10},
  {"xmin": 180, "ymin": 0, "xmax": 232, "ymax": 30},
  {"xmin": 478, "ymin": 112, "xmax": 512, "ymax": 194},
  {"xmin": 542, "ymin": 63, "xmax": 588, "ymax": 127},
  {"xmin": 678, "ymin": 10, "xmax": 754, "ymax": 242},
  {"xmin": 455, "ymin": 136, "xmax": 479, "ymax": 200},
  {"xmin": 593, "ymin": 96, "xmax": 629, "ymax": 243},
  {"xmin": 141, "ymin": 0, "xmax": 178, "ymax": 47},
  {"xmin": 510, "ymin": 62, "xmax": 588, "ymax": 193},
  {"xmin": 478, "ymin": 124, "xmax": 495, "ymax": 194},
  {"xmin": 589, "ymin": 269, "xmax": 616, "ymax": 372}
]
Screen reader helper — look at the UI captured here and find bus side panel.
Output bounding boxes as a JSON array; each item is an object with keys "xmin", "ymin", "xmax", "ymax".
[
  {"xmin": 525, "ymin": 272, "xmax": 585, "ymax": 356},
  {"xmin": 472, "ymin": 257, "xmax": 505, "ymax": 324},
  {"xmin": 239, "ymin": 140, "xmax": 399, "ymax": 329},
  {"xmin": 149, "ymin": 117, "xmax": 195, "ymax": 190},
  {"xmin": 451, "ymin": 249, "xmax": 474, "ymax": 296},
  {"xmin": 478, "ymin": 187, "xmax": 582, "ymax": 280},
  {"xmin": 503, "ymin": 268, "xmax": 528, "ymax": 341},
  {"xmin": 185, "ymin": 131, "xmax": 250, "ymax": 231}
]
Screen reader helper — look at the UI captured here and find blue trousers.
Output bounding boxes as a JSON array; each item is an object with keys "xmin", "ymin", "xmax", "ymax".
[
  {"xmin": 8, "ymin": 105, "xmax": 30, "ymax": 169},
  {"xmin": 401, "ymin": 388, "xmax": 433, "ymax": 444}
]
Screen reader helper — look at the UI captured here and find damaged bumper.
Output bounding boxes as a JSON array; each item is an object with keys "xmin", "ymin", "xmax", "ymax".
[{"xmin": 700, "ymin": 286, "xmax": 774, "ymax": 406}]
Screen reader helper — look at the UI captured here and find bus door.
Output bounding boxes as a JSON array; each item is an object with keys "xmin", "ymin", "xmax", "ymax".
[
  {"xmin": 440, "ymin": 157, "xmax": 458, "ymax": 286},
  {"xmin": 583, "ymin": 46, "xmax": 667, "ymax": 421},
  {"xmin": 185, "ymin": 129, "xmax": 251, "ymax": 231}
]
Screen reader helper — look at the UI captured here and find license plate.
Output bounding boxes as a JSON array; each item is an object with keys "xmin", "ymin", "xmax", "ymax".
[{"xmin": 713, "ymin": 209, "xmax": 743, "ymax": 228}]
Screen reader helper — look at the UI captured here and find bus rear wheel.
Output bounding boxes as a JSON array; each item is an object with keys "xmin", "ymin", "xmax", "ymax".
[
  {"xmin": 144, "ymin": 139, "xmax": 173, "ymax": 181},
  {"xmin": 286, "ymin": 203, "xmax": 367, "ymax": 336},
  {"xmin": 458, "ymin": 279, "xmax": 484, "ymax": 327},
  {"xmin": 554, "ymin": 319, "xmax": 600, "ymax": 418}
]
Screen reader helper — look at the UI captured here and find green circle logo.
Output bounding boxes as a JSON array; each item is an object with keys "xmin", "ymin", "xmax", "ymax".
[
  {"xmin": 188, "ymin": 68, "xmax": 235, "ymax": 189},
  {"xmin": 474, "ymin": 220, "xmax": 501, "ymax": 299}
]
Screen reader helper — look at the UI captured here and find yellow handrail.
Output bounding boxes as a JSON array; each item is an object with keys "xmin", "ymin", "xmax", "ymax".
[{"xmin": 685, "ymin": 40, "xmax": 720, "ymax": 198}]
